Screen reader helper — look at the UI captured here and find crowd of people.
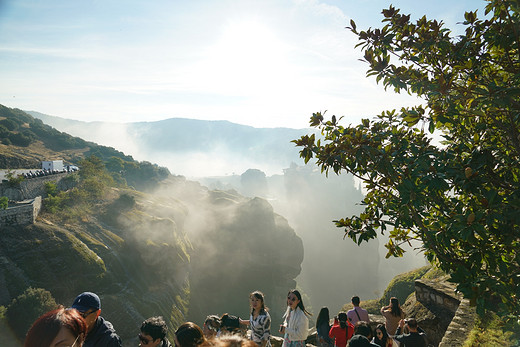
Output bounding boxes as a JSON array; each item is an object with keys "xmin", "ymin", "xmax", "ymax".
[{"xmin": 24, "ymin": 291, "xmax": 427, "ymax": 347}]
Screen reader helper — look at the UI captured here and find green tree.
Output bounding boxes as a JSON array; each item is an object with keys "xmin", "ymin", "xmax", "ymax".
[
  {"xmin": 294, "ymin": 0, "xmax": 520, "ymax": 317},
  {"xmin": 6, "ymin": 287, "xmax": 57, "ymax": 340}
]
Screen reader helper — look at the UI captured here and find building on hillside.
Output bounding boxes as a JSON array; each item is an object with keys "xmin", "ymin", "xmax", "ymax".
[{"xmin": 41, "ymin": 160, "xmax": 64, "ymax": 171}]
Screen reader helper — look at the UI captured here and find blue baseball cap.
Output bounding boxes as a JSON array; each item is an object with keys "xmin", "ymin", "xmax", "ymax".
[{"xmin": 72, "ymin": 292, "xmax": 101, "ymax": 312}]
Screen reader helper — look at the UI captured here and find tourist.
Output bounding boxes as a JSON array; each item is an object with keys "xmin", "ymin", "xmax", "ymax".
[
  {"xmin": 372, "ymin": 324, "xmax": 393, "ymax": 347},
  {"xmin": 242, "ymin": 291, "xmax": 271, "ymax": 347},
  {"xmin": 380, "ymin": 298, "xmax": 405, "ymax": 335},
  {"xmin": 347, "ymin": 322, "xmax": 379, "ymax": 347},
  {"xmin": 346, "ymin": 296, "xmax": 370, "ymax": 325},
  {"xmin": 203, "ymin": 315, "xmax": 221, "ymax": 339},
  {"xmin": 139, "ymin": 316, "xmax": 172, "ymax": 347},
  {"xmin": 280, "ymin": 289, "xmax": 311, "ymax": 347},
  {"xmin": 71, "ymin": 291, "xmax": 122, "ymax": 347},
  {"xmin": 175, "ymin": 322, "xmax": 206, "ymax": 347},
  {"xmin": 393, "ymin": 319, "xmax": 427, "ymax": 347},
  {"xmin": 328, "ymin": 312, "xmax": 354, "ymax": 347},
  {"xmin": 220, "ymin": 314, "xmax": 241, "ymax": 335},
  {"xmin": 25, "ymin": 306, "xmax": 87, "ymax": 347},
  {"xmin": 316, "ymin": 307, "xmax": 333, "ymax": 347}
]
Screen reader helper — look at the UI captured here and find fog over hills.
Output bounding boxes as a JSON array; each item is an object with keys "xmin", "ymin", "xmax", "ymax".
[
  {"xmin": 27, "ymin": 111, "xmax": 311, "ymax": 177},
  {"xmin": 28, "ymin": 110, "xmax": 427, "ymax": 316}
]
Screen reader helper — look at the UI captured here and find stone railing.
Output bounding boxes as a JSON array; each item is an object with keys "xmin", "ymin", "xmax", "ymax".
[{"xmin": 415, "ymin": 279, "xmax": 477, "ymax": 346}]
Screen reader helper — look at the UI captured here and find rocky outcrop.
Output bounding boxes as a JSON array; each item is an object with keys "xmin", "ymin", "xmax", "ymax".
[
  {"xmin": 0, "ymin": 176, "xmax": 305, "ymax": 346},
  {"xmin": 152, "ymin": 177, "xmax": 305, "ymax": 329}
]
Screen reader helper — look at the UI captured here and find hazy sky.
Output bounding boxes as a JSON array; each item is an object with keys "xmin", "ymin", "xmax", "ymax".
[{"xmin": 0, "ymin": 0, "xmax": 484, "ymax": 128}]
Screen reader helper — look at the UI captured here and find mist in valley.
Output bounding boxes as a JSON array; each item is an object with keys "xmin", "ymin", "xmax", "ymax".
[{"xmin": 28, "ymin": 112, "xmax": 427, "ymax": 321}]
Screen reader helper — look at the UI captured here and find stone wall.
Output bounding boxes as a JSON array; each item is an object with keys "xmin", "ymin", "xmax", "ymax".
[
  {"xmin": 415, "ymin": 279, "xmax": 477, "ymax": 347},
  {"xmin": 0, "ymin": 196, "xmax": 42, "ymax": 227},
  {"xmin": 438, "ymin": 298, "xmax": 477, "ymax": 346},
  {"xmin": 0, "ymin": 173, "xmax": 73, "ymax": 200},
  {"xmin": 415, "ymin": 279, "xmax": 461, "ymax": 314}
]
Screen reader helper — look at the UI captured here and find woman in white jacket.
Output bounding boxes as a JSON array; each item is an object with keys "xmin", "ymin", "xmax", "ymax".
[{"xmin": 280, "ymin": 289, "xmax": 311, "ymax": 347}]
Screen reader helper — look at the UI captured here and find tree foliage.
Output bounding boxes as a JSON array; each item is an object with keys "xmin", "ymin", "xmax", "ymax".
[
  {"xmin": 294, "ymin": 0, "xmax": 520, "ymax": 317},
  {"xmin": 6, "ymin": 287, "xmax": 57, "ymax": 341}
]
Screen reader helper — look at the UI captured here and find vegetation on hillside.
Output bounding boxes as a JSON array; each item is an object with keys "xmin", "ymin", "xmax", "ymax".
[
  {"xmin": 5, "ymin": 287, "xmax": 57, "ymax": 341},
  {"xmin": 295, "ymin": 0, "xmax": 520, "ymax": 317},
  {"xmin": 464, "ymin": 312, "xmax": 519, "ymax": 346},
  {"xmin": 0, "ymin": 196, "xmax": 7, "ymax": 210},
  {"xmin": 342, "ymin": 265, "xmax": 433, "ymax": 314},
  {"xmin": 0, "ymin": 104, "xmax": 170, "ymax": 192}
]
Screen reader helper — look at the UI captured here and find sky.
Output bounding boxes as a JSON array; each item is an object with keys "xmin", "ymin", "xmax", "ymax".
[{"xmin": 0, "ymin": 0, "xmax": 485, "ymax": 129}]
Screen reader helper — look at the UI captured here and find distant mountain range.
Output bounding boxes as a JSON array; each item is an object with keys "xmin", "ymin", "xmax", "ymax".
[{"xmin": 27, "ymin": 111, "xmax": 316, "ymax": 177}]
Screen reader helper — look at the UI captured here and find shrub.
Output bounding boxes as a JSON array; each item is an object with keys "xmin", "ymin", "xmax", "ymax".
[
  {"xmin": 6, "ymin": 287, "xmax": 57, "ymax": 341},
  {"xmin": 0, "ymin": 196, "xmax": 7, "ymax": 210}
]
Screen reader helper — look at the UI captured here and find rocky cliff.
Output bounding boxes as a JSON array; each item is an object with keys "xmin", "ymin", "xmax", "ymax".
[{"xmin": 0, "ymin": 176, "xmax": 304, "ymax": 345}]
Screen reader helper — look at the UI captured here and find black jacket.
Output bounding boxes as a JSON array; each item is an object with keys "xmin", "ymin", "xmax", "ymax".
[
  {"xmin": 393, "ymin": 327, "xmax": 427, "ymax": 347},
  {"xmin": 84, "ymin": 316, "xmax": 122, "ymax": 347}
]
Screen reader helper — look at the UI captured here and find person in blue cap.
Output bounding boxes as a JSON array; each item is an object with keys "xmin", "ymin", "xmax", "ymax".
[{"xmin": 71, "ymin": 291, "xmax": 122, "ymax": 347}]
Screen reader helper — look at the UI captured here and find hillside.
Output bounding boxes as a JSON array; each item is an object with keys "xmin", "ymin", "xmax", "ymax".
[
  {"xmin": 0, "ymin": 105, "xmax": 305, "ymax": 346},
  {"xmin": 27, "ymin": 110, "xmax": 314, "ymax": 177}
]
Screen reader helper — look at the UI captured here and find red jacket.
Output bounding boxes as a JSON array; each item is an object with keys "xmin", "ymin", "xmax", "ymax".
[{"xmin": 329, "ymin": 321, "xmax": 354, "ymax": 347}]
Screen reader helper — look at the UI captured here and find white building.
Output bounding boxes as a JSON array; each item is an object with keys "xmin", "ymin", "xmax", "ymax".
[{"xmin": 41, "ymin": 160, "xmax": 64, "ymax": 171}]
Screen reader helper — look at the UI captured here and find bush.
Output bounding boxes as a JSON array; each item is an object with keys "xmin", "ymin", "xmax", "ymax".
[
  {"xmin": 0, "ymin": 196, "xmax": 7, "ymax": 210},
  {"xmin": 464, "ymin": 312, "xmax": 518, "ymax": 346},
  {"xmin": 0, "ymin": 118, "xmax": 18, "ymax": 131},
  {"xmin": 8, "ymin": 132, "xmax": 33, "ymax": 147},
  {"xmin": 6, "ymin": 287, "xmax": 57, "ymax": 341},
  {"xmin": 44, "ymin": 182, "xmax": 58, "ymax": 197},
  {"xmin": 6, "ymin": 170, "xmax": 25, "ymax": 187}
]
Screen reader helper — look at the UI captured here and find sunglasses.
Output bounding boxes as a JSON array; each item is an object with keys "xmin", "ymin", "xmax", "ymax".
[
  {"xmin": 287, "ymin": 296, "xmax": 298, "ymax": 301},
  {"xmin": 139, "ymin": 333, "xmax": 153, "ymax": 345}
]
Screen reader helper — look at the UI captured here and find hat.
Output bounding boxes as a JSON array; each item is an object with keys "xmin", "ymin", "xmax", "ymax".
[{"xmin": 72, "ymin": 292, "xmax": 101, "ymax": 312}]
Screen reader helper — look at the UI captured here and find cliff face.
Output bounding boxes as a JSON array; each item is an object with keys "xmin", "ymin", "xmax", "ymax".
[
  {"xmin": 0, "ymin": 176, "xmax": 304, "ymax": 344},
  {"xmin": 151, "ymin": 177, "xmax": 305, "ymax": 328}
]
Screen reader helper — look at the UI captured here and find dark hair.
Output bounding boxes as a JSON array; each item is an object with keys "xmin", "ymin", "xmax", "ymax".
[
  {"xmin": 220, "ymin": 314, "xmax": 240, "ymax": 333},
  {"xmin": 390, "ymin": 297, "xmax": 402, "ymax": 317},
  {"xmin": 337, "ymin": 312, "xmax": 351, "ymax": 342},
  {"xmin": 287, "ymin": 289, "xmax": 311, "ymax": 316},
  {"xmin": 250, "ymin": 291, "xmax": 268, "ymax": 315},
  {"xmin": 351, "ymin": 296, "xmax": 360, "ymax": 306},
  {"xmin": 338, "ymin": 312, "xmax": 348, "ymax": 329},
  {"xmin": 316, "ymin": 307, "xmax": 330, "ymax": 327},
  {"xmin": 353, "ymin": 321, "xmax": 373, "ymax": 339},
  {"xmin": 373, "ymin": 324, "xmax": 389, "ymax": 347},
  {"xmin": 176, "ymin": 322, "xmax": 206, "ymax": 347},
  {"xmin": 25, "ymin": 307, "xmax": 87, "ymax": 347},
  {"xmin": 204, "ymin": 315, "xmax": 221, "ymax": 333},
  {"xmin": 141, "ymin": 316, "xmax": 167, "ymax": 341},
  {"xmin": 405, "ymin": 318, "xmax": 417, "ymax": 329}
]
